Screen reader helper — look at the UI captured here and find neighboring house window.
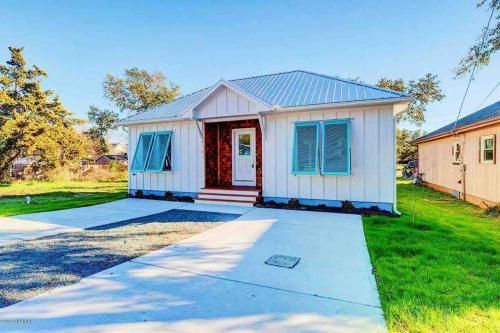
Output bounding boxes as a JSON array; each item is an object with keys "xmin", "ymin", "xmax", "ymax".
[
  {"xmin": 480, "ymin": 135, "xmax": 495, "ymax": 164},
  {"xmin": 322, "ymin": 120, "xmax": 351, "ymax": 175},
  {"xmin": 292, "ymin": 122, "xmax": 320, "ymax": 174},
  {"xmin": 131, "ymin": 132, "xmax": 155, "ymax": 172},
  {"xmin": 145, "ymin": 131, "xmax": 173, "ymax": 172},
  {"xmin": 452, "ymin": 141, "xmax": 461, "ymax": 164}
]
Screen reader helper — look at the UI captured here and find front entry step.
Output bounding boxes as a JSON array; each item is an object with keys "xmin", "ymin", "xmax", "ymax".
[
  {"xmin": 194, "ymin": 199, "xmax": 255, "ymax": 207},
  {"xmin": 195, "ymin": 187, "xmax": 261, "ymax": 207}
]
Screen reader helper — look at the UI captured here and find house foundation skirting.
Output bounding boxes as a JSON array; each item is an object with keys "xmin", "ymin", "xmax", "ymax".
[
  {"xmin": 422, "ymin": 181, "xmax": 496, "ymax": 208},
  {"xmin": 263, "ymin": 197, "xmax": 393, "ymax": 212},
  {"xmin": 129, "ymin": 189, "xmax": 197, "ymax": 198}
]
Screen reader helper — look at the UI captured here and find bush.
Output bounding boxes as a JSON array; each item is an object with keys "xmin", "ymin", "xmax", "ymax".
[
  {"xmin": 287, "ymin": 198, "xmax": 300, "ymax": 209},
  {"xmin": 135, "ymin": 190, "xmax": 143, "ymax": 198},
  {"xmin": 78, "ymin": 166, "xmax": 127, "ymax": 182},
  {"xmin": 483, "ymin": 204, "xmax": 500, "ymax": 218},
  {"xmin": 341, "ymin": 200, "xmax": 355, "ymax": 212}
]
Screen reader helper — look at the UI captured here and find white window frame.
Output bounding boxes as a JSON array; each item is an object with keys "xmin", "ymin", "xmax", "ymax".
[
  {"xmin": 452, "ymin": 141, "xmax": 461, "ymax": 164},
  {"xmin": 480, "ymin": 134, "xmax": 495, "ymax": 164}
]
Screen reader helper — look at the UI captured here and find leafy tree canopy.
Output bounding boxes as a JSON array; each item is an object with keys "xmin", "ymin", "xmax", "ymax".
[
  {"xmin": 87, "ymin": 105, "xmax": 119, "ymax": 156},
  {"xmin": 396, "ymin": 128, "xmax": 425, "ymax": 163},
  {"xmin": 377, "ymin": 73, "xmax": 445, "ymax": 125},
  {"xmin": 0, "ymin": 47, "xmax": 86, "ymax": 179},
  {"xmin": 455, "ymin": 0, "xmax": 499, "ymax": 78},
  {"xmin": 103, "ymin": 67, "xmax": 180, "ymax": 113}
]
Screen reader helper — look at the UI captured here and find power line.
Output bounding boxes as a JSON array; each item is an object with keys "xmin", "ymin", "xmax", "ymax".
[
  {"xmin": 477, "ymin": 81, "xmax": 500, "ymax": 109},
  {"xmin": 452, "ymin": 6, "xmax": 495, "ymax": 134}
]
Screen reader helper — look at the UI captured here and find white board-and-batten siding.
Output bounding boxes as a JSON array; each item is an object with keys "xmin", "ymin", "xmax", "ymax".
[
  {"xmin": 128, "ymin": 120, "xmax": 203, "ymax": 194},
  {"xmin": 262, "ymin": 106, "xmax": 395, "ymax": 204},
  {"xmin": 195, "ymin": 85, "xmax": 258, "ymax": 119},
  {"xmin": 128, "ymin": 104, "xmax": 396, "ymax": 206}
]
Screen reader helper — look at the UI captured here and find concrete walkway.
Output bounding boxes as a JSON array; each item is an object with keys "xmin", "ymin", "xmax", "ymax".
[
  {"xmin": 0, "ymin": 200, "xmax": 386, "ymax": 333},
  {"xmin": 0, "ymin": 199, "xmax": 250, "ymax": 244}
]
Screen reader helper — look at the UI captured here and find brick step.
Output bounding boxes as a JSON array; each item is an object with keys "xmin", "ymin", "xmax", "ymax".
[
  {"xmin": 194, "ymin": 198, "xmax": 255, "ymax": 207},
  {"xmin": 199, "ymin": 188, "xmax": 260, "ymax": 196},
  {"xmin": 198, "ymin": 193, "xmax": 256, "ymax": 202}
]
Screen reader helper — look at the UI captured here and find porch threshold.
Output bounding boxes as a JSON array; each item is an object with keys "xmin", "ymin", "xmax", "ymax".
[{"xmin": 201, "ymin": 185, "xmax": 261, "ymax": 191}]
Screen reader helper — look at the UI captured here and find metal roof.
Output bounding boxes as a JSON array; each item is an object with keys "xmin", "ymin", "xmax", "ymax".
[
  {"xmin": 119, "ymin": 70, "xmax": 410, "ymax": 124},
  {"xmin": 415, "ymin": 100, "xmax": 500, "ymax": 142}
]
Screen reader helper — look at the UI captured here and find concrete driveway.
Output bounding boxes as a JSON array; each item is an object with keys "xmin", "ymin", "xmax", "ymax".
[{"xmin": 0, "ymin": 200, "xmax": 386, "ymax": 333}]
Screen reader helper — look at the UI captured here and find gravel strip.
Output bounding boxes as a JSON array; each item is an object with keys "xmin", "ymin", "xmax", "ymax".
[{"xmin": 0, "ymin": 209, "xmax": 240, "ymax": 308}]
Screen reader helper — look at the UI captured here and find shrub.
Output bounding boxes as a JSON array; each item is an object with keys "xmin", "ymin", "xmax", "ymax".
[
  {"xmin": 135, "ymin": 190, "xmax": 143, "ymax": 198},
  {"xmin": 483, "ymin": 204, "xmax": 500, "ymax": 218},
  {"xmin": 287, "ymin": 198, "xmax": 300, "ymax": 209},
  {"xmin": 341, "ymin": 200, "xmax": 355, "ymax": 212}
]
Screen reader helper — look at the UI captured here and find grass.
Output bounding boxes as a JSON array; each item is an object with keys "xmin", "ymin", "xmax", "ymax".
[
  {"xmin": 364, "ymin": 179, "xmax": 500, "ymax": 333},
  {"xmin": 0, "ymin": 180, "xmax": 128, "ymax": 217}
]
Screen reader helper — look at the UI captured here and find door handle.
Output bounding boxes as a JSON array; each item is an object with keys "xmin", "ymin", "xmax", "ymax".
[{"xmin": 252, "ymin": 163, "xmax": 254, "ymax": 168}]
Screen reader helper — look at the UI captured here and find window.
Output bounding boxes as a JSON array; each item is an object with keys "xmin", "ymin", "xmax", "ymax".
[
  {"xmin": 145, "ymin": 131, "xmax": 172, "ymax": 172},
  {"xmin": 480, "ymin": 135, "xmax": 495, "ymax": 164},
  {"xmin": 131, "ymin": 132, "xmax": 154, "ymax": 171},
  {"xmin": 239, "ymin": 134, "xmax": 251, "ymax": 156},
  {"xmin": 292, "ymin": 122, "xmax": 320, "ymax": 174},
  {"xmin": 131, "ymin": 131, "xmax": 173, "ymax": 172},
  {"xmin": 452, "ymin": 141, "xmax": 461, "ymax": 164},
  {"xmin": 322, "ymin": 120, "xmax": 350, "ymax": 175}
]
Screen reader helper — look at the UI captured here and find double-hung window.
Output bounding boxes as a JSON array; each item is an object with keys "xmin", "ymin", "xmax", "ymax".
[
  {"xmin": 480, "ymin": 135, "xmax": 495, "ymax": 164},
  {"xmin": 322, "ymin": 120, "xmax": 350, "ymax": 175},
  {"xmin": 292, "ymin": 122, "xmax": 320, "ymax": 174},
  {"xmin": 131, "ymin": 131, "xmax": 173, "ymax": 172},
  {"xmin": 291, "ymin": 119, "xmax": 351, "ymax": 175}
]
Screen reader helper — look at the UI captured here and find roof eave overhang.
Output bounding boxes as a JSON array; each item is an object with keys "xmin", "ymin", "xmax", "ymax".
[
  {"xmin": 413, "ymin": 116, "xmax": 500, "ymax": 145},
  {"xmin": 116, "ymin": 116, "xmax": 188, "ymax": 126},
  {"xmin": 262, "ymin": 97, "xmax": 413, "ymax": 114}
]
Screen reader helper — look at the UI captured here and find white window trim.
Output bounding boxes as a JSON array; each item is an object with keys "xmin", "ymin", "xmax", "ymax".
[{"xmin": 480, "ymin": 134, "xmax": 495, "ymax": 164}]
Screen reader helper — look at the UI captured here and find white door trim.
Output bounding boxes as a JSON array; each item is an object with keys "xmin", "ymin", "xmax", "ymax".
[{"xmin": 232, "ymin": 128, "xmax": 256, "ymax": 186}]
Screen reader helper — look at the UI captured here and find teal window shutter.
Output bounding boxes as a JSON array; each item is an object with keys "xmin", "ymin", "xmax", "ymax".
[
  {"xmin": 292, "ymin": 122, "xmax": 320, "ymax": 174},
  {"xmin": 145, "ymin": 131, "xmax": 172, "ymax": 172},
  {"xmin": 131, "ymin": 132, "xmax": 155, "ymax": 172},
  {"xmin": 322, "ymin": 120, "xmax": 350, "ymax": 175}
]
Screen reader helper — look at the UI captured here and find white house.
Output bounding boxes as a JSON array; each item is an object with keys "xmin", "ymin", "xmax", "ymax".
[{"xmin": 118, "ymin": 70, "xmax": 411, "ymax": 212}]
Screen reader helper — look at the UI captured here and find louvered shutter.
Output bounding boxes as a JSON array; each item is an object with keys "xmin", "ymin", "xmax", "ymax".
[
  {"xmin": 146, "ymin": 131, "xmax": 172, "ymax": 172},
  {"xmin": 322, "ymin": 120, "xmax": 350, "ymax": 174},
  {"xmin": 131, "ymin": 133, "xmax": 154, "ymax": 171},
  {"xmin": 292, "ymin": 123, "xmax": 319, "ymax": 174}
]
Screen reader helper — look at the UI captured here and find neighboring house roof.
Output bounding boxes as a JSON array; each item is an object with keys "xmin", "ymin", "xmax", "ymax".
[
  {"xmin": 97, "ymin": 154, "xmax": 128, "ymax": 161},
  {"xmin": 414, "ymin": 100, "xmax": 500, "ymax": 144},
  {"xmin": 118, "ymin": 70, "xmax": 410, "ymax": 125},
  {"xmin": 12, "ymin": 157, "xmax": 35, "ymax": 166}
]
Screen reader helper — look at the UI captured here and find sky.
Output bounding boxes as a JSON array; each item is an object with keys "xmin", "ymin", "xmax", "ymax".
[{"xmin": 1, "ymin": 0, "xmax": 499, "ymax": 142}]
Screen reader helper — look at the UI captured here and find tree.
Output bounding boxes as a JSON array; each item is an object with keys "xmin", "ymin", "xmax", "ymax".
[
  {"xmin": 0, "ymin": 47, "xmax": 86, "ymax": 179},
  {"xmin": 377, "ymin": 73, "xmax": 445, "ymax": 125},
  {"xmin": 103, "ymin": 67, "xmax": 180, "ymax": 113},
  {"xmin": 396, "ymin": 128, "xmax": 421, "ymax": 163},
  {"xmin": 87, "ymin": 105, "xmax": 119, "ymax": 156},
  {"xmin": 455, "ymin": 0, "xmax": 499, "ymax": 78}
]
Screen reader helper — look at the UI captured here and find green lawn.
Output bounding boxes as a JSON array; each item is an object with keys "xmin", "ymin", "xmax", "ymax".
[
  {"xmin": 0, "ymin": 180, "xmax": 128, "ymax": 217},
  {"xmin": 364, "ymin": 179, "xmax": 499, "ymax": 333}
]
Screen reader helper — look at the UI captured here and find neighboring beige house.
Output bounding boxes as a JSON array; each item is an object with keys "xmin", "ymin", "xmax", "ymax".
[{"xmin": 414, "ymin": 101, "xmax": 499, "ymax": 207}]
